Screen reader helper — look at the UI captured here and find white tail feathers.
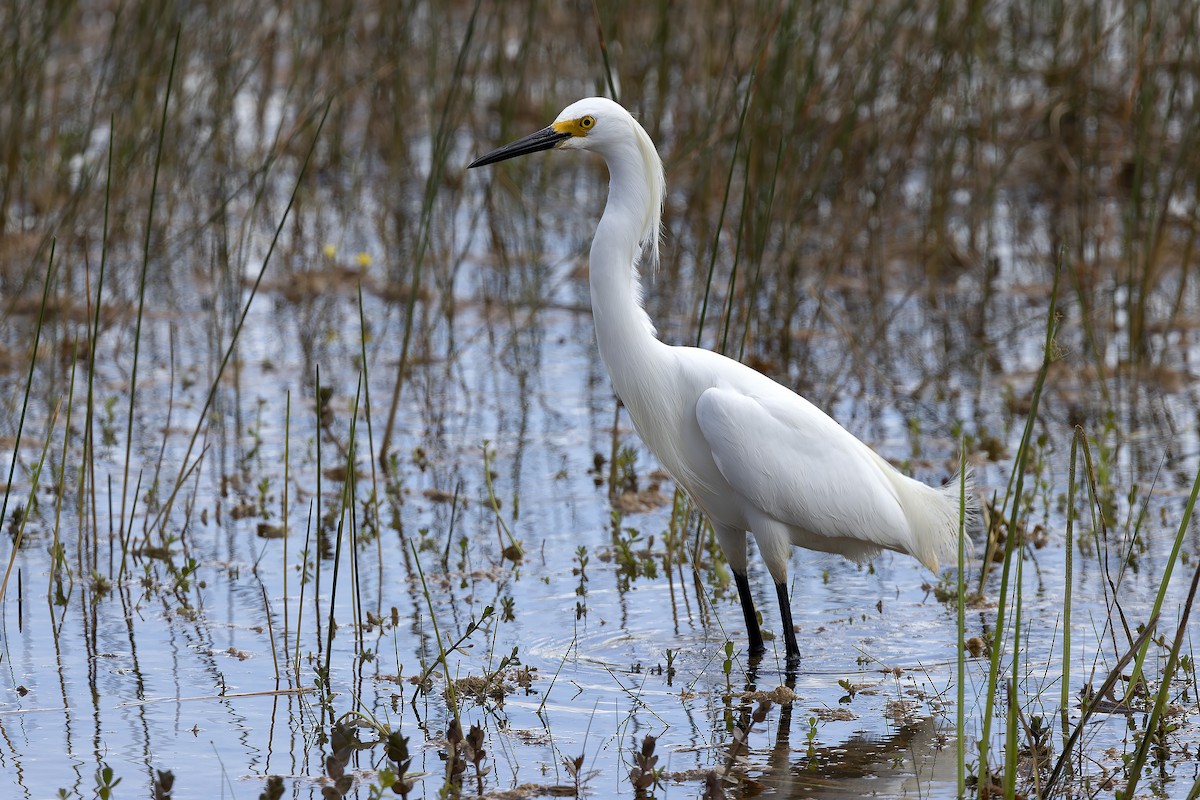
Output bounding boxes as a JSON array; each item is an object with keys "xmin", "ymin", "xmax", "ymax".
[{"xmin": 870, "ymin": 455, "xmax": 976, "ymax": 572}]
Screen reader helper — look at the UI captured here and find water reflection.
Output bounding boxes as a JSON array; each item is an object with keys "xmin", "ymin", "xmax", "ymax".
[
  {"xmin": 756, "ymin": 709, "xmax": 954, "ymax": 799},
  {"xmin": 2, "ymin": 2, "xmax": 1200, "ymax": 797},
  {"xmin": 710, "ymin": 664, "xmax": 958, "ymax": 798}
]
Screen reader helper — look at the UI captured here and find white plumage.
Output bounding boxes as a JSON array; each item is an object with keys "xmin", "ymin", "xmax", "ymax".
[{"xmin": 470, "ymin": 97, "xmax": 969, "ymax": 665}]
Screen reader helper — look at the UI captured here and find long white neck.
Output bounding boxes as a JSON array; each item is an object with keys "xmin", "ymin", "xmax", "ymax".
[{"xmin": 588, "ymin": 136, "xmax": 666, "ymax": 399}]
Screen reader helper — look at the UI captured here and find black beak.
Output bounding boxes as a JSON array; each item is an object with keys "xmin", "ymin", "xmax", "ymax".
[{"xmin": 468, "ymin": 125, "xmax": 571, "ymax": 168}]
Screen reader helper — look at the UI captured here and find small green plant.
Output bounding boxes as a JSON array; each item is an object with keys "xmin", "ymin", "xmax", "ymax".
[
  {"xmin": 367, "ymin": 767, "xmax": 399, "ymax": 797},
  {"xmin": 94, "ymin": 762, "xmax": 121, "ymax": 799},
  {"xmin": 243, "ymin": 398, "xmax": 267, "ymax": 466},
  {"xmin": 804, "ymin": 716, "xmax": 820, "ymax": 767},
  {"xmin": 390, "ymin": 732, "xmax": 415, "ymax": 790},
  {"xmin": 443, "ymin": 718, "xmax": 467, "ymax": 789},
  {"xmin": 322, "ymin": 721, "xmax": 356, "ymax": 798},
  {"xmin": 100, "ymin": 396, "xmax": 119, "ymax": 447},
  {"xmin": 170, "ymin": 557, "xmax": 199, "ymax": 594},
  {"xmin": 628, "ymin": 734, "xmax": 662, "ymax": 797},
  {"xmin": 463, "ymin": 723, "xmax": 490, "ymax": 794},
  {"xmin": 613, "ymin": 527, "xmax": 642, "ymax": 579},
  {"xmin": 418, "ymin": 605, "xmax": 496, "ymax": 684},
  {"xmin": 482, "ymin": 441, "xmax": 523, "ymax": 561},
  {"xmin": 573, "ymin": 545, "xmax": 590, "ymax": 618},
  {"xmin": 562, "ymin": 752, "xmax": 597, "ymax": 795},
  {"xmin": 256, "ymin": 477, "xmax": 272, "ymax": 519},
  {"xmin": 89, "ymin": 571, "xmax": 112, "ymax": 596},
  {"xmin": 611, "ymin": 444, "xmax": 640, "ymax": 497},
  {"xmin": 613, "ymin": 526, "xmax": 659, "ymax": 586}
]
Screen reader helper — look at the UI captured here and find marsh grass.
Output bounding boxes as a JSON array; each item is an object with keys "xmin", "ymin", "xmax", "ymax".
[
  {"xmin": 978, "ymin": 260, "xmax": 1063, "ymax": 791},
  {"xmin": 2, "ymin": 1, "xmax": 1200, "ymax": 798}
]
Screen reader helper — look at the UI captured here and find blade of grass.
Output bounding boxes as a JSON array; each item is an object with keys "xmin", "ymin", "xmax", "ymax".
[
  {"xmin": 314, "ymin": 366, "xmax": 323, "ymax": 669},
  {"xmin": 1002, "ymin": 517, "xmax": 1025, "ymax": 799},
  {"xmin": 0, "ymin": 239, "xmax": 55, "ymax": 558},
  {"xmin": 483, "ymin": 441, "xmax": 520, "ymax": 556},
  {"xmin": 380, "ymin": 0, "xmax": 483, "ymax": 469},
  {"xmin": 737, "ymin": 133, "xmax": 786, "ymax": 363},
  {"xmin": 1044, "ymin": 613, "xmax": 1160, "ymax": 794},
  {"xmin": 147, "ymin": 99, "xmax": 333, "ymax": 540},
  {"xmin": 261, "ymin": 583, "xmax": 280, "ymax": 685},
  {"xmin": 322, "ymin": 377, "xmax": 364, "ymax": 696},
  {"xmin": 957, "ymin": 443, "xmax": 967, "ymax": 798},
  {"xmin": 294, "ymin": 502, "xmax": 314, "ymax": 686},
  {"xmin": 410, "ymin": 542, "xmax": 462, "ymax": 731},
  {"xmin": 1126, "ymin": 454, "xmax": 1200, "ymax": 693},
  {"xmin": 696, "ymin": 71, "xmax": 755, "ymax": 348},
  {"xmin": 1123, "ymin": 560, "xmax": 1200, "ymax": 799},
  {"xmin": 589, "ymin": 0, "xmax": 619, "ymax": 101},
  {"xmin": 979, "ymin": 257, "xmax": 1061, "ymax": 791},
  {"xmin": 48, "ymin": 339, "xmax": 80, "ymax": 601},
  {"xmin": 1061, "ymin": 428, "xmax": 1080, "ymax": 737},
  {"xmin": 718, "ymin": 139, "xmax": 753, "ymax": 355},
  {"xmin": 0, "ymin": 400, "xmax": 61, "ymax": 604},
  {"xmin": 119, "ymin": 28, "xmax": 180, "ymax": 552},
  {"xmin": 283, "ymin": 390, "xmax": 291, "ymax": 666},
  {"xmin": 356, "ymin": 286, "xmax": 385, "ymax": 616},
  {"xmin": 81, "ymin": 116, "xmax": 115, "ymax": 583}
]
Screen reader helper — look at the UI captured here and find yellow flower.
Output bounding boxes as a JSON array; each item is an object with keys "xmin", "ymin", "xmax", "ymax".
[
  {"xmin": 322, "ymin": 243, "xmax": 337, "ymax": 259},
  {"xmin": 355, "ymin": 252, "xmax": 372, "ymax": 268}
]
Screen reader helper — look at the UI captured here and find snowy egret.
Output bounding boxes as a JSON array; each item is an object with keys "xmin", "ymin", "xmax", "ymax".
[{"xmin": 469, "ymin": 98, "xmax": 968, "ymax": 665}]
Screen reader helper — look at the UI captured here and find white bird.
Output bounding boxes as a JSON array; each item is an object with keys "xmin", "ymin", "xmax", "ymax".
[{"xmin": 469, "ymin": 97, "xmax": 968, "ymax": 665}]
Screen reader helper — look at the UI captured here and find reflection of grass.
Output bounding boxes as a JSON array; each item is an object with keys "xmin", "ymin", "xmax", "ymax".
[{"xmin": 1, "ymin": 1, "xmax": 1199, "ymax": 797}]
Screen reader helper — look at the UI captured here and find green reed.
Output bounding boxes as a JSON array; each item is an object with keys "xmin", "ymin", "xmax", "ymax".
[
  {"xmin": 118, "ymin": 29, "xmax": 178, "ymax": 562},
  {"xmin": 978, "ymin": 260, "xmax": 1061, "ymax": 793},
  {"xmin": 0, "ymin": 240, "xmax": 56, "ymax": 603}
]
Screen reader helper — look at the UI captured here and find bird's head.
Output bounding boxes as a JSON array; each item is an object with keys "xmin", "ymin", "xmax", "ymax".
[
  {"xmin": 468, "ymin": 97, "xmax": 637, "ymax": 166},
  {"xmin": 468, "ymin": 97, "xmax": 665, "ymax": 271}
]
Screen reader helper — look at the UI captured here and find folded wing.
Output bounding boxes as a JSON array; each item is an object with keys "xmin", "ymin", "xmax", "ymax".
[{"xmin": 695, "ymin": 386, "xmax": 919, "ymax": 556}]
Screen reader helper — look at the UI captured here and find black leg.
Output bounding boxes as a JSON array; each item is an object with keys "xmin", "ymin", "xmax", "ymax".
[
  {"xmin": 734, "ymin": 571, "xmax": 765, "ymax": 657},
  {"xmin": 775, "ymin": 581, "xmax": 800, "ymax": 666}
]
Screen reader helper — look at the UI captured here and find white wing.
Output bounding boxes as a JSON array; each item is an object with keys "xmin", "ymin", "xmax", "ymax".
[{"xmin": 694, "ymin": 385, "xmax": 917, "ymax": 554}]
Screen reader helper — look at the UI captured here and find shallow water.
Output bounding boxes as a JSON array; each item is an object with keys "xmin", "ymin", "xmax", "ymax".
[
  {"xmin": 3, "ymin": 3, "xmax": 1200, "ymax": 798},
  {"xmin": 2, "ymin": 257, "xmax": 1198, "ymax": 798}
]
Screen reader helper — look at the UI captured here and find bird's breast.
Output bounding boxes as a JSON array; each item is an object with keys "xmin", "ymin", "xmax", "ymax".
[{"xmin": 611, "ymin": 361, "xmax": 748, "ymax": 530}]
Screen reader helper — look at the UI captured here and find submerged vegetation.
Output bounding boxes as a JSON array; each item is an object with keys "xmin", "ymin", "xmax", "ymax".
[{"xmin": 1, "ymin": 0, "xmax": 1199, "ymax": 797}]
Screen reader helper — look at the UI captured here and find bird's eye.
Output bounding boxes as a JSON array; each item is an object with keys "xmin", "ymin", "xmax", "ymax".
[{"xmin": 580, "ymin": 115, "xmax": 595, "ymax": 130}]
